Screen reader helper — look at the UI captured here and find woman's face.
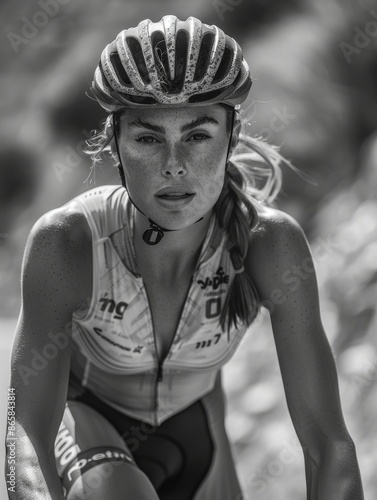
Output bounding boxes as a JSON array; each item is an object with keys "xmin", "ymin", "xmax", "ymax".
[{"xmin": 115, "ymin": 104, "xmax": 230, "ymax": 230}]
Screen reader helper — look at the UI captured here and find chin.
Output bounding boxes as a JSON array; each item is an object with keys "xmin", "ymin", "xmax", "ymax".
[
  {"xmin": 156, "ymin": 214, "xmax": 198, "ymax": 231},
  {"xmin": 156, "ymin": 208, "xmax": 209, "ymax": 231}
]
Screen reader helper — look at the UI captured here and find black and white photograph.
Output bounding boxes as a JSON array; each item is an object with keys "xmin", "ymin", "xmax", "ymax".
[{"xmin": 2, "ymin": 0, "xmax": 376, "ymax": 498}]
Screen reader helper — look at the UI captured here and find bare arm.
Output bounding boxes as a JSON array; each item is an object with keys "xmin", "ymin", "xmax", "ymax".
[
  {"xmin": 245, "ymin": 208, "xmax": 364, "ymax": 500},
  {"xmin": 5, "ymin": 205, "xmax": 92, "ymax": 499}
]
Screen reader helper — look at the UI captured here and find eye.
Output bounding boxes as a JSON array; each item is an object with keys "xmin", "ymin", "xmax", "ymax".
[
  {"xmin": 136, "ymin": 135, "xmax": 160, "ymax": 144},
  {"xmin": 187, "ymin": 133, "xmax": 211, "ymax": 142}
]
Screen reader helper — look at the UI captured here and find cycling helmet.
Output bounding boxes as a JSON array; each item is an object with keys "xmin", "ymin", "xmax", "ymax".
[{"xmin": 90, "ymin": 15, "xmax": 252, "ymax": 111}]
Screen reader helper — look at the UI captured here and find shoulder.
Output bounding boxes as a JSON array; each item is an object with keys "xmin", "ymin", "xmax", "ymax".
[
  {"xmin": 245, "ymin": 206, "xmax": 314, "ymax": 303},
  {"xmin": 23, "ymin": 199, "xmax": 92, "ymax": 310},
  {"xmin": 246, "ymin": 205, "xmax": 308, "ymax": 264},
  {"xmin": 250, "ymin": 205, "xmax": 305, "ymax": 243},
  {"xmin": 29, "ymin": 199, "xmax": 91, "ymax": 250}
]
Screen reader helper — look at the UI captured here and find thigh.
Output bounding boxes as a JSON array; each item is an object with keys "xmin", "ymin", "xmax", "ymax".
[
  {"xmin": 191, "ymin": 370, "xmax": 244, "ymax": 500},
  {"xmin": 61, "ymin": 372, "xmax": 243, "ymax": 500},
  {"xmin": 73, "ymin": 387, "xmax": 215, "ymax": 500},
  {"xmin": 54, "ymin": 401, "xmax": 159, "ymax": 500}
]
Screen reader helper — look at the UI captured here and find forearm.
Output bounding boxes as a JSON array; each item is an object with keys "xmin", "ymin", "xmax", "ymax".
[
  {"xmin": 5, "ymin": 425, "xmax": 65, "ymax": 500},
  {"xmin": 305, "ymin": 441, "xmax": 364, "ymax": 500}
]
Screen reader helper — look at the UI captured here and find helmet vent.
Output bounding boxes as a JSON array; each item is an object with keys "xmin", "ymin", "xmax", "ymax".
[
  {"xmin": 193, "ymin": 32, "xmax": 214, "ymax": 82},
  {"xmin": 126, "ymin": 37, "xmax": 150, "ymax": 84},
  {"xmin": 174, "ymin": 30, "xmax": 188, "ymax": 94},
  {"xmin": 213, "ymin": 46, "xmax": 233, "ymax": 85},
  {"xmin": 110, "ymin": 52, "xmax": 131, "ymax": 86},
  {"xmin": 189, "ymin": 88, "xmax": 228, "ymax": 104},
  {"xmin": 151, "ymin": 31, "xmax": 170, "ymax": 91},
  {"xmin": 150, "ymin": 31, "xmax": 188, "ymax": 94},
  {"xmin": 110, "ymin": 52, "xmax": 132, "ymax": 86}
]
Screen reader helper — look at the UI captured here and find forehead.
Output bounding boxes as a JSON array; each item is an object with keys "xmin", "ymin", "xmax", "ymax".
[{"xmin": 117, "ymin": 104, "xmax": 227, "ymax": 128}]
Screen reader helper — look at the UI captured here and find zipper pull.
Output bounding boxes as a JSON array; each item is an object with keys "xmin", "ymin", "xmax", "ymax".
[{"xmin": 157, "ymin": 364, "xmax": 163, "ymax": 382}]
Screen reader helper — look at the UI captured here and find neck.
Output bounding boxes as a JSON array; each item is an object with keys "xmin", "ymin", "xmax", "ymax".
[{"xmin": 133, "ymin": 210, "xmax": 213, "ymax": 278}]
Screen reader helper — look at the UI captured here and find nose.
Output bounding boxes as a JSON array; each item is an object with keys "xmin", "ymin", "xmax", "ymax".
[{"xmin": 161, "ymin": 144, "xmax": 187, "ymax": 177}]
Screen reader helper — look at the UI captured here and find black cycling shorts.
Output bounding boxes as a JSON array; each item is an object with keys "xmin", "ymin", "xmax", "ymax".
[{"xmin": 55, "ymin": 370, "xmax": 243, "ymax": 500}]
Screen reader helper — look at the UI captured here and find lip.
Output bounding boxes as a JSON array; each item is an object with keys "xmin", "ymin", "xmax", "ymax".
[
  {"xmin": 155, "ymin": 186, "xmax": 195, "ymax": 197},
  {"xmin": 155, "ymin": 193, "xmax": 196, "ymax": 209}
]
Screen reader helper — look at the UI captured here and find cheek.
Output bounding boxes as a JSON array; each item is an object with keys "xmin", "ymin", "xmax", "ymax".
[
  {"xmin": 207, "ymin": 134, "xmax": 229, "ymax": 168},
  {"xmin": 121, "ymin": 164, "xmax": 150, "ymax": 202},
  {"xmin": 119, "ymin": 145, "xmax": 157, "ymax": 188},
  {"xmin": 124, "ymin": 167, "xmax": 150, "ymax": 193},
  {"xmin": 195, "ymin": 141, "xmax": 227, "ymax": 183},
  {"xmin": 195, "ymin": 165, "xmax": 225, "ymax": 209}
]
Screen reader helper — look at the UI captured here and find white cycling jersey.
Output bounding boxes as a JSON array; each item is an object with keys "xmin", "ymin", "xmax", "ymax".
[{"xmin": 68, "ymin": 185, "xmax": 250, "ymax": 425}]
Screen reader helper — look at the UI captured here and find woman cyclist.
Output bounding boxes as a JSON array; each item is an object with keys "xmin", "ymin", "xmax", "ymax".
[{"xmin": 7, "ymin": 15, "xmax": 364, "ymax": 500}]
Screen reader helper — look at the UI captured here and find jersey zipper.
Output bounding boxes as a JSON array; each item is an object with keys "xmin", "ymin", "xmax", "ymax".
[
  {"xmin": 150, "ymin": 304, "xmax": 170, "ymax": 425},
  {"xmin": 142, "ymin": 218, "xmax": 216, "ymax": 425},
  {"xmin": 157, "ymin": 363, "xmax": 163, "ymax": 382},
  {"xmin": 153, "ymin": 339, "xmax": 166, "ymax": 426}
]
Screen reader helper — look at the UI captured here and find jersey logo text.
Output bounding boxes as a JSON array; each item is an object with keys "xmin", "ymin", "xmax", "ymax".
[
  {"xmin": 99, "ymin": 297, "xmax": 128, "ymax": 319},
  {"xmin": 197, "ymin": 266, "xmax": 229, "ymax": 290},
  {"xmin": 195, "ymin": 333, "xmax": 222, "ymax": 349}
]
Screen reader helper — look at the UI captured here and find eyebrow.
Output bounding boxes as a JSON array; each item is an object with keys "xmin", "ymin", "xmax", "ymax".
[{"xmin": 128, "ymin": 115, "xmax": 220, "ymax": 134}]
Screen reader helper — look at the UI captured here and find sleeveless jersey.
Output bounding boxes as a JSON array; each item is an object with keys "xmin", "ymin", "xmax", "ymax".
[{"xmin": 68, "ymin": 185, "xmax": 249, "ymax": 426}]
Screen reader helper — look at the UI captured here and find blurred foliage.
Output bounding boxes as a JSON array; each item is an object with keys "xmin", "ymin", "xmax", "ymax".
[{"xmin": 1, "ymin": 0, "xmax": 376, "ymax": 497}]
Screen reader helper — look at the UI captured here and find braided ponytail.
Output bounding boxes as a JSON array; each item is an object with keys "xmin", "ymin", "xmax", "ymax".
[
  {"xmin": 214, "ymin": 109, "xmax": 310, "ymax": 334},
  {"xmin": 214, "ymin": 161, "xmax": 261, "ymax": 334}
]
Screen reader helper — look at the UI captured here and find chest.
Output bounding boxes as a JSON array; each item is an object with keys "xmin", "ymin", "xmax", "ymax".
[
  {"xmin": 73, "ymin": 236, "xmax": 249, "ymax": 377},
  {"xmin": 142, "ymin": 275, "xmax": 193, "ymax": 363}
]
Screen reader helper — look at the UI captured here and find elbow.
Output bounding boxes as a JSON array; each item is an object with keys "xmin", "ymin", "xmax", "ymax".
[
  {"xmin": 323, "ymin": 437, "xmax": 357, "ymax": 459},
  {"xmin": 304, "ymin": 437, "xmax": 361, "ymax": 479},
  {"xmin": 307, "ymin": 439, "xmax": 364, "ymax": 499},
  {"xmin": 301, "ymin": 433, "xmax": 358, "ymax": 470}
]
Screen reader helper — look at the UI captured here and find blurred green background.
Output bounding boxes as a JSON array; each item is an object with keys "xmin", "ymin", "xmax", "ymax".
[{"xmin": 1, "ymin": 0, "xmax": 377, "ymax": 498}]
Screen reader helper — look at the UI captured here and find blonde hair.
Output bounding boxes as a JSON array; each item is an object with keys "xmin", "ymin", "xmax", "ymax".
[{"xmin": 84, "ymin": 108, "xmax": 300, "ymax": 334}]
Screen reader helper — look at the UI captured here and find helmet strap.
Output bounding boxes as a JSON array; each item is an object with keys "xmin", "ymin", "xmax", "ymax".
[{"xmin": 225, "ymin": 107, "xmax": 238, "ymax": 167}]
